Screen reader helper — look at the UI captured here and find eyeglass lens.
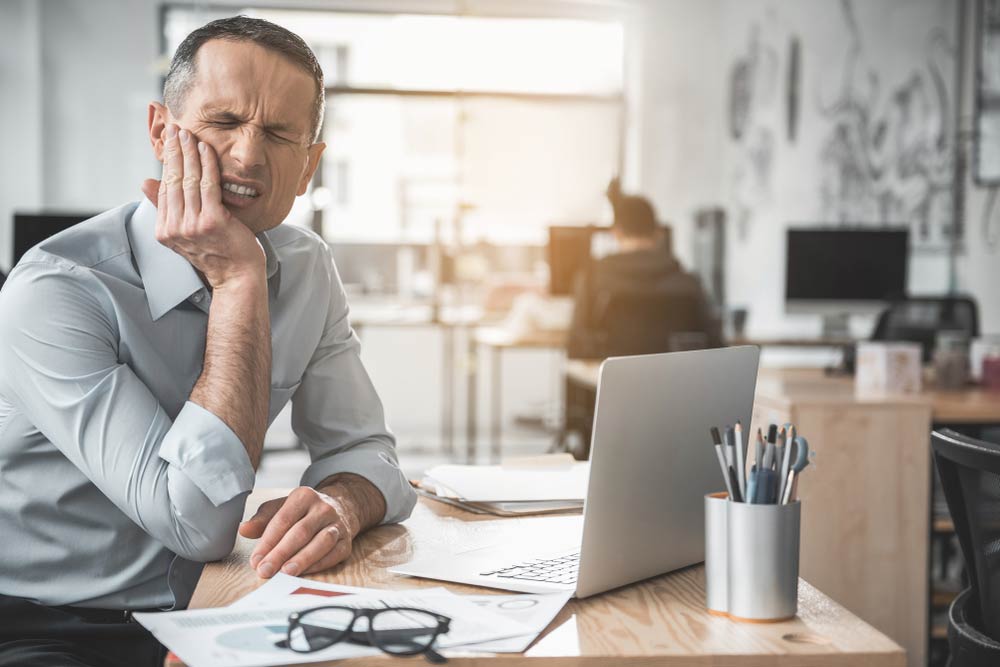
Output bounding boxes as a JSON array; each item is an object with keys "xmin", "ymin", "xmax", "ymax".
[
  {"xmin": 288, "ymin": 607, "xmax": 355, "ymax": 652},
  {"xmin": 289, "ymin": 607, "xmax": 441, "ymax": 654},
  {"xmin": 370, "ymin": 608, "xmax": 441, "ymax": 654}
]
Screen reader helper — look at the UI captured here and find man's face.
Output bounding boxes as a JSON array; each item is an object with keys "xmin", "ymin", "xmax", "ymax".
[{"xmin": 151, "ymin": 39, "xmax": 324, "ymax": 233}]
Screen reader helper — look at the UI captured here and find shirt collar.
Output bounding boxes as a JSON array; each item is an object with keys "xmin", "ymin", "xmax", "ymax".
[{"xmin": 127, "ymin": 199, "xmax": 282, "ymax": 321}]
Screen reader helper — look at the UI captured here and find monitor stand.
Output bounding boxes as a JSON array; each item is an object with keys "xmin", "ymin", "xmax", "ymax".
[{"xmin": 821, "ymin": 313, "xmax": 850, "ymax": 339}]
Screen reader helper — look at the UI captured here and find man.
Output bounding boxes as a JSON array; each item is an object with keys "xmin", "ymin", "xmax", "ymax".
[
  {"xmin": 567, "ymin": 179, "xmax": 721, "ymax": 358},
  {"xmin": 0, "ymin": 16, "xmax": 415, "ymax": 666}
]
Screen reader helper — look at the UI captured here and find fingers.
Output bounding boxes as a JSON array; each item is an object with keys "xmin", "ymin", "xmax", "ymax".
[
  {"xmin": 199, "ymin": 140, "xmax": 225, "ymax": 219},
  {"xmin": 163, "ymin": 125, "xmax": 184, "ymax": 232},
  {"xmin": 301, "ymin": 532, "xmax": 353, "ymax": 575},
  {"xmin": 239, "ymin": 498, "xmax": 284, "ymax": 540},
  {"xmin": 141, "ymin": 179, "xmax": 160, "ymax": 206},
  {"xmin": 275, "ymin": 521, "xmax": 348, "ymax": 577},
  {"xmin": 249, "ymin": 490, "xmax": 313, "ymax": 572},
  {"xmin": 179, "ymin": 129, "xmax": 202, "ymax": 219}
]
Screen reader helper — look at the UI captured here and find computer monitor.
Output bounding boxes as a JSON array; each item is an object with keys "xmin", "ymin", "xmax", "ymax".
[
  {"xmin": 785, "ymin": 227, "xmax": 909, "ymax": 334},
  {"xmin": 13, "ymin": 213, "xmax": 94, "ymax": 266},
  {"xmin": 548, "ymin": 226, "xmax": 603, "ymax": 296}
]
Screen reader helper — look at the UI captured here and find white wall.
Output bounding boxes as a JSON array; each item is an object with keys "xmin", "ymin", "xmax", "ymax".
[
  {"xmin": 0, "ymin": 0, "xmax": 43, "ymax": 272},
  {"xmin": 38, "ymin": 0, "xmax": 161, "ymax": 213},
  {"xmin": 959, "ymin": 0, "xmax": 1000, "ymax": 334},
  {"xmin": 636, "ymin": 0, "xmax": 1000, "ymax": 336}
]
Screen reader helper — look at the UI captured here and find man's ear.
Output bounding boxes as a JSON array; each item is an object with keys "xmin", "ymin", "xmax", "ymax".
[
  {"xmin": 148, "ymin": 102, "xmax": 171, "ymax": 163},
  {"xmin": 296, "ymin": 142, "xmax": 327, "ymax": 196}
]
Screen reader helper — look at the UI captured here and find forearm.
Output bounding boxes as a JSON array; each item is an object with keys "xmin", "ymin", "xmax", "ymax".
[
  {"xmin": 316, "ymin": 472, "xmax": 387, "ymax": 536},
  {"xmin": 190, "ymin": 274, "xmax": 271, "ymax": 469}
]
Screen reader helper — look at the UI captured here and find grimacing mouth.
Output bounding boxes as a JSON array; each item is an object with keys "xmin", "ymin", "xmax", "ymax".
[{"xmin": 222, "ymin": 181, "xmax": 260, "ymax": 198}]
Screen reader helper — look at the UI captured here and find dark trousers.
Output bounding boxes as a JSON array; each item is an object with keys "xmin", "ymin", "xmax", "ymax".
[{"xmin": 0, "ymin": 593, "xmax": 167, "ymax": 667}]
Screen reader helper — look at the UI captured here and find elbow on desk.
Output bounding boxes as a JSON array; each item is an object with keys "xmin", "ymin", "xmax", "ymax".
[
  {"xmin": 176, "ymin": 527, "xmax": 238, "ymax": 563},
  {"xmin": 164, "ymin": 495, "xmax": 246, "ymax": 563}
]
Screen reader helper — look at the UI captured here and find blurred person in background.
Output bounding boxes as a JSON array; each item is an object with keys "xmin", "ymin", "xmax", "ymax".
[{"xmin": 567, "ymin": 178, "xmax": 721, "ymax": 359}]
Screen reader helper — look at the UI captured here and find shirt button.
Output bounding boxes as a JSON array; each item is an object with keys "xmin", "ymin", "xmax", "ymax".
[{"xmin": 193, "ymin": 292, "xmax": 203, "ymax": 303}]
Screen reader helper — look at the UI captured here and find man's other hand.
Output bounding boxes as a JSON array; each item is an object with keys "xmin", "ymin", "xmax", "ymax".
[
  {"xmin": 140, "ymin": 124, "xmax": 264, "ymax": 290},
  {"xmin": 238, "ymin": 476, "xmax": 386, "ymax": 578}
]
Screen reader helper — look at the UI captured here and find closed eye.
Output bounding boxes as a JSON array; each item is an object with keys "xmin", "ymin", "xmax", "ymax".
[{"xmin": 268, "ymin": 130, "xmax": 295, "ymax": 143}]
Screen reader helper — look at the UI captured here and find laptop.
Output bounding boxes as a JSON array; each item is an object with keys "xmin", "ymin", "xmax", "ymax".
[{"xmin": 391, "ymin": 346, "xmax": 760, "ymax": 598}]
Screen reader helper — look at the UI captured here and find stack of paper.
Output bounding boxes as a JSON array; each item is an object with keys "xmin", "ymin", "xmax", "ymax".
[
  {"xmin": 416, "ymin": 454, "xmax": 589, "ymax": 516},
  {"xmin": 137, "ymin": 573, "xmax": 571, "ymax": 667}
]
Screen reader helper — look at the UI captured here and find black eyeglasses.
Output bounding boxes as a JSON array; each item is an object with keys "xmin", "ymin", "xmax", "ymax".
[{"xmin": 276, "ymin": 605, "xmax": 451, "ymax": 664}]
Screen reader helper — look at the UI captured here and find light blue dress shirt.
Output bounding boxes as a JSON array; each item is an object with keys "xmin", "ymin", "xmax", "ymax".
[{"xmin": 0, "ymin": 199, "xmax": 416, "ymax": 609}]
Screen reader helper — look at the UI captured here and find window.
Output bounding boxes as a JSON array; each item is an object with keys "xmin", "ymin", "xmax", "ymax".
[{"xmin": 163, "ymin": 7, "xmax": 625, "ymax": 247}]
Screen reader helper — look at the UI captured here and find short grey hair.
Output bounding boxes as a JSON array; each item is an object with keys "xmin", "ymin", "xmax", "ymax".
[{"xmin": 163, "ymin": 15, "xmax": 325, "ymax": 143}]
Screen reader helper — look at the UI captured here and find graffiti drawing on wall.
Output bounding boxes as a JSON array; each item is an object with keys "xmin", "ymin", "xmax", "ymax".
[
  {"xmin": 728, "ymin": 18, "xmax": 781, "ymax": 241},
  {"xmin": 817, "ymin": 0, "xmax": 958, "ymax": 251}
]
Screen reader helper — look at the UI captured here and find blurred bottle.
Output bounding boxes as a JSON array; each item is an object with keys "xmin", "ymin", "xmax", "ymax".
[{"xmin": 934, "ymin": 331, "xmax": 971, "ymax": 390}]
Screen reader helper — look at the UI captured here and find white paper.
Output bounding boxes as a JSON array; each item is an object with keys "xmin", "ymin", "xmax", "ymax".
[
  {"xmin": 136, "ymin": 588, "xmax": 531, "ymax": 667},
  {"xmin": 135, "ymin": 605, "xmax": 379, "ymax": 667},
  {"xmin": 424, "ymin": 461, "xmax": 589, "ymax": 502},
  {"xmin": 459, "ymin": 592, "xmax": 573, "ymax": 653},
  {"xmin": 229, "ymin": 574, "xmax": 570, "ymax": 652},
  {"xmin": 227, "ymin": 572, "xmax": 378, "ymax": 610}
]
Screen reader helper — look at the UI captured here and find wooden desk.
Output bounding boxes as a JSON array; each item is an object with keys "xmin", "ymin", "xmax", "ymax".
[
  {"xmin": 175, "ymin": 492, "xmax": 903, "ymax": 666},
  {"xmin": 563, "ymin": 362, "xmax": 1000, "ymax": 667}
]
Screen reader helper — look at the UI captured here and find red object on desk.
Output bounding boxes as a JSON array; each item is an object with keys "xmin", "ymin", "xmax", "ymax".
[{"xmin": 982, "ymin": 356, "xmax": 1000, "ymax": 391}]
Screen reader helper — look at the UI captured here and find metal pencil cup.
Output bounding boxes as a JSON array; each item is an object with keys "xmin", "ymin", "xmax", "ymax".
[{"xmin": 704, "ymin": 492, "xmax": 800, "ymax": 622}]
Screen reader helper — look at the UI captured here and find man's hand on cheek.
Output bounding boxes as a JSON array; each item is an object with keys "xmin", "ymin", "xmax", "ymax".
[
  {"xmin": 238, "ymin": 486, "xmax": 359, "ymax": 578},
  {"xmin": 138, "ymin": 124, "xmax": 264, "ymax": 290}
]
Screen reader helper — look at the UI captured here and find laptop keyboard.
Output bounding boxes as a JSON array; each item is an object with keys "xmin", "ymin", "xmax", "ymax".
[{"xmin": 480, "ymin": 552, "xmax": 580, "ymax": 586}]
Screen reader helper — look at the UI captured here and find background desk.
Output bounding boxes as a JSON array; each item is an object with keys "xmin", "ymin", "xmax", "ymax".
[
  {"xmin": 565, "ymin": 362, "xmax": 1000, "ymax": 667},
  {"xmin": 470, "ymin": 327, "xmax": 566, "ymax": 463},
  {"xmin": 172, "ymin": 491, "xmax": 904, "ymax": 666}
]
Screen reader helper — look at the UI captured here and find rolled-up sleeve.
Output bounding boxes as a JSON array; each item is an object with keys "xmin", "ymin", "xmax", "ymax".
[
  {"xmin": 158, "ymin": 401, "xmax": 255, "ymax": 507},
  {"xmin": 291, "ymin": 247, "xmax": 417, "ymax": 525},
  {"xmin": 0, "ymin": 262, "xmax": 251, "ymax": 562}
]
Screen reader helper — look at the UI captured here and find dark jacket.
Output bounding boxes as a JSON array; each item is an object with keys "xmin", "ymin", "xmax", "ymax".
[{"xmin": 567, "ymin": 247, "xmax": 720, "ymax": 359}]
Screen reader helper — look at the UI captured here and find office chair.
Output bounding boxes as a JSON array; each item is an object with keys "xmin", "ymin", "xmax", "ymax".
[
  {"xmin": 558, "ymin": 288, "xmax": 717, "ymax": 459},
  {"xmin": 593, "ymin": 289, "xmax": 709, "ymax": 357},
  {"xmin": 872, "ymin": 296, "xmax": 979, "ymax": 363},
  {"xmin": 931, "ymin": 429, "xmax": 1000, "ymax": 666}
]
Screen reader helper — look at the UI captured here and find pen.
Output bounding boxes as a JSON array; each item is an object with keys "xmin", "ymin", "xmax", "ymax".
[
  {"xmin": 762, "ymin": 439, "xmax": 775, "ymax": 471},
  {"xmin": 735, "ymin": 421, "xmax": 747, "ymax": 497},
  {"xmin": 729, "ymin": 425, "xmax": 745, "ymax": 500},
  {"xmin": 752, "ymin": 468, "xmax": 777, "ymax": 503},
  {"xmin": 709, "ymin": 427, "xmax": 735, "ymax": 500},
  {"xmin": 778, "ymin": 424, "xmax": 795, "ymax": 497},
  {"xmin": 775, "ymin": 426, "xmax": 787, "ymax": 474},
  {"xmin": 754, "ymin": 428, "xmax": 764, "ymax": 470},
  {"xmin": 727, "ymin": 465, "xmax": 743, "ymax": 503}
]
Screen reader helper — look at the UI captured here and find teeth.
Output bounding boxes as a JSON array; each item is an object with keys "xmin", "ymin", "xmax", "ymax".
[{"xmin": 222, "ymin": 182, "xmax": 259, "ymax": 197}]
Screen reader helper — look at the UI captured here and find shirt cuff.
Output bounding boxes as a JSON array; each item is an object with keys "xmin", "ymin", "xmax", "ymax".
[
  {"xmin": 158, "ymin": 401, "xmax": 256, "ymax": 507},
  {"xmin": 301, "ymin": 441, "xmax": 417, "ymax": 525}
]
